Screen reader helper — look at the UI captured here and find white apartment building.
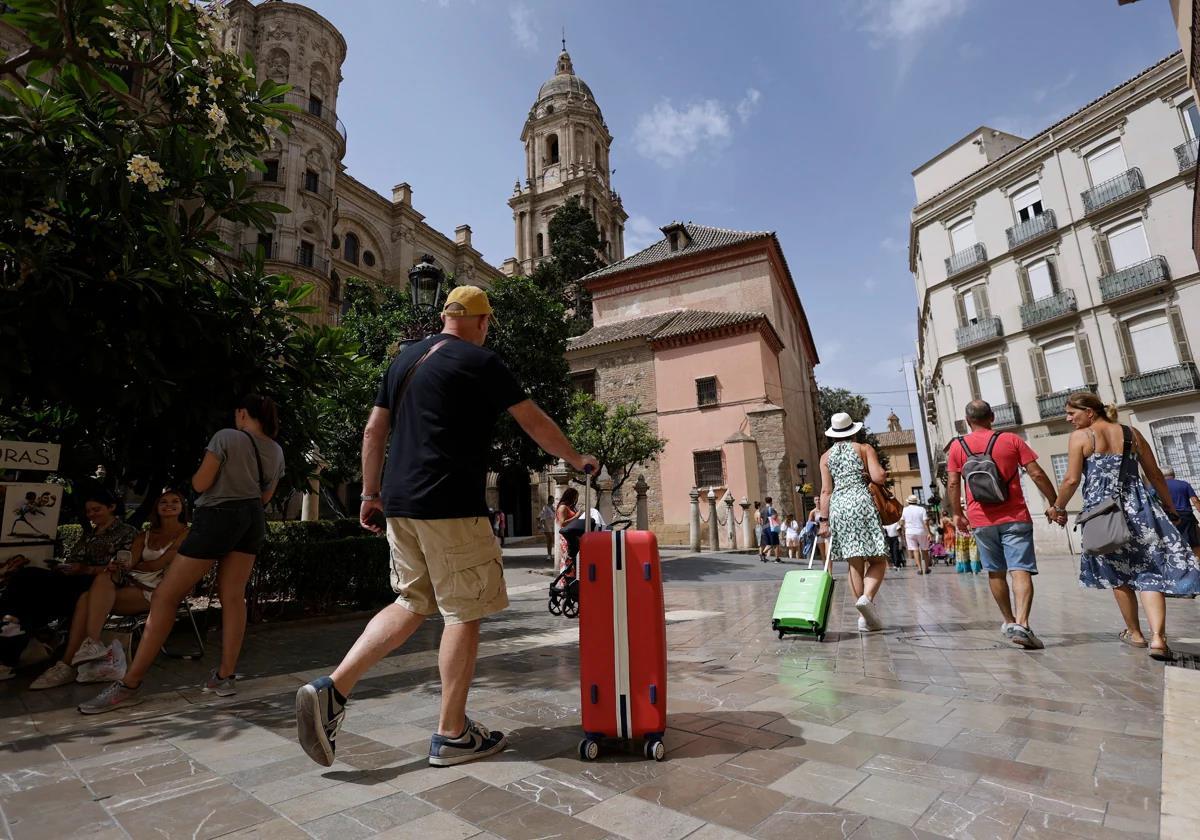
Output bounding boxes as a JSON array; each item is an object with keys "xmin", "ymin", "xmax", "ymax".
[{"xmin": 911, "ymin": 52, "xmax": 1200, "ymax": 550}]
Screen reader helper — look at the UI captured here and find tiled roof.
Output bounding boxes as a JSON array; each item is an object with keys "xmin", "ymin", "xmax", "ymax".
[
  {"xmin": 582, "ymin": 223, "xmax": 772, "ymax": 283},
  {"xmin": 876, "ymin": 429, "xmax": 916, "ymax": 448},
  {"xmin": 567, "ymin": 309, "xmax": 770, "ymax": 352}
]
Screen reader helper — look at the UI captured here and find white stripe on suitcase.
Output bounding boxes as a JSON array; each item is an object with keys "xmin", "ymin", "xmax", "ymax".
[{"xmin": 611, "ymin": 530, "xmax": 631, "ymax": 739}]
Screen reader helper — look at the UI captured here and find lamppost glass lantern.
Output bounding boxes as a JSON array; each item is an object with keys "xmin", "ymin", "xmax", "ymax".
[{"xmin": 408, "ymin": 254, "xmax": 445, "ymax": 314}]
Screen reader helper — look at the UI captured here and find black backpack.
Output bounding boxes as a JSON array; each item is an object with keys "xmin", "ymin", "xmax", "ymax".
[{"xmin": 957, "ymin": 433, "xmax": 1011, "ymax": 505}]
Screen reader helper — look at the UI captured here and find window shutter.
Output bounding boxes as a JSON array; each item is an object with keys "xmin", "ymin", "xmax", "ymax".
[
  {"xmin": 1046, "ymin": 256, "xmax": 1060, "ymax": 293},
  {"xmin": 1167, "ymin": 304, "xmax": 1194, "ymax": 364},
  {"xmin": 954, "ymin": 292, "xmax": 967, "ymax": 327},
  {"xmin": 998, "ymin": 356, "xmax": 1015, "ymax": 404},
  {"xmin": 1076, "ymin": 333, "xmax": 1097, "ymax": 386},
  {"xmin": 975, "ymin": 287, "xmax": 992, "ymax": 321},
  {"xmin": 1093, "ymin": 232, "xmax": 1115, "ymax": 276},
  {"xmin": 1016, "ymin": 264, "xmax": 1032, "ymax": 304},
  {"xmin": 967, "ymin": 365, "xmax": 981, "ymax": 400},
  {"xmin": 1116, "ymin": 319, "xmax": 1138, "ymax": 376},
  {"xmin": 1029, "ymin": 347, "xmax": 1051, "ymax": 394}
]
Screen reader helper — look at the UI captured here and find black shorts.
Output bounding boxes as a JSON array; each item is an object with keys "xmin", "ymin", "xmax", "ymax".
[
  {"xmin": 179, "ymin": 499, "xmax": 267, "ymax": 560},
  {"xmin": 762, "ymin": 529, "xmax": 780, "ymax": 547}
]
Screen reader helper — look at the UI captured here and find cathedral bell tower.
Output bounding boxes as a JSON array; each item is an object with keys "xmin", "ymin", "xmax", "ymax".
[{"xmin": 502, "ymin": 44, "xmax": 627, "ymax": 276}]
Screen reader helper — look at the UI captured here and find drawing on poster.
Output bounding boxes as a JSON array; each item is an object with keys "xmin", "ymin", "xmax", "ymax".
[
  {"xmin": 0, "ymin": 544, "xmax": 54, "ymax": 573},
  {"xmin": 1, "ymin": 483, "xmax": 62, "ymax": 542}
]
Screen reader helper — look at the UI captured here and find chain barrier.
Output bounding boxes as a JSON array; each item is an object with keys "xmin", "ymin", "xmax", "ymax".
[{"xmin": 697, "ymin": 503, "xmax": 710, "ymax": 524}]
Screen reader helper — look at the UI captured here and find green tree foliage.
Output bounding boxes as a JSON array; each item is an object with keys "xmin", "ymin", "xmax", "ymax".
[
  {"xmin": 817, "ymin": 386, "xmax": 891, "ymax": 473},
  {"xmin": 530, "ymin": 196, "xmax": 603, "ymax": 335},
  {"xmin": 322, "ymin": 273, "xmax": 573, "ymax": 483},
  {"xmin": 566, "ymin": 392, "xmax": 666, "ymax": 497},
  {"xmin": 0, "ymin": 0, "xmax": 358, "ymax": 499}
]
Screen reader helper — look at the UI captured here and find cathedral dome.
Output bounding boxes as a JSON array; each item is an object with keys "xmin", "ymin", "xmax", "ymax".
[{"xmin": 535, "ymin": 48, "xmax": 597, "ymax": 109}]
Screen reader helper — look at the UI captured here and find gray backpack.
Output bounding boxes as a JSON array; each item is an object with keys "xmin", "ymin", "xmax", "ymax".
[{"xmin": 956, "ymin": 433, "xmax": 1010, "ymax": 505}]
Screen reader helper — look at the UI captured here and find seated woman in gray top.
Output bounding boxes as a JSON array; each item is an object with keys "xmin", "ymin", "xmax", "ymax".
[{"xmin": 81, "ymin": 394, "xmax": 285, "ymax": 714}]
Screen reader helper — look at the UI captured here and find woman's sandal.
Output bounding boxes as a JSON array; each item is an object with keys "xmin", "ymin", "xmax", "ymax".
[
  {"xmin": 1119, "ymin": 630, "xmax": 1148, "ymax": 648},
  {"xmin": 1149, "ymin": 641, "xmax": 1172, "ymax": 662}
]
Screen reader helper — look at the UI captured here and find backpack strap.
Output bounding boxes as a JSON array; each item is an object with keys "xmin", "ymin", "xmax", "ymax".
[
  {"xmin": 955, "ymin": 436, "xmax": 974, "ymax": 458},
  {"xmin": 391, "ymin": 335, "xmax": 452, "ymax": 416},
  {"xmin": 983, "ymin": 431, "xmax": 1001, "ymax": 457}
]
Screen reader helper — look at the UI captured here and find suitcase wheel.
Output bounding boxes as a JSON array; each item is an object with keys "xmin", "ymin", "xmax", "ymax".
[
  {"xmin": 777, "ymin": 630, "xmax": 785, "ymax": 640},
  {"xmin": 643, "ymin": 739, "xmax": 665, "ymax": 761},
  {"xmin": 816, "ymin": 631, "xmax": 826, "ymax": 642},
  {"xmin": 579, "ymin": 738, "xmax": 600, "ymax": 761}
]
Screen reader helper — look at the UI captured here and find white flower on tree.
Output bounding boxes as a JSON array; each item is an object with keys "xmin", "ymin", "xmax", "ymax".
[{"xmin": 126, "ymin": 154, "xmax": 167, "ymax": 192}]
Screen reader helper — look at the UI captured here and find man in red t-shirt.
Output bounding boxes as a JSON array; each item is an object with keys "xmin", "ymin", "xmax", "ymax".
[{"xmin": 947, "ymin": 400, "xmax": 1061, "ymax": 650}]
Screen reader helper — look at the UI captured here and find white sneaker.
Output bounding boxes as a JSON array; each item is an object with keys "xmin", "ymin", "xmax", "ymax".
[
  {"xmin": 857, "ymin": 616, "xmax": 869, "ymax": 632},
  {"xmin": 855, "ymin": 595, "xmax": 883, "ymax": 631},
  {"xmin": 30, "ymin": 661, "xmax": 76, "ymax": 690},
  {"xmin": 71, "ymin": 638, "xmax": 108, "ymax": 666},
  {"xmin": 77, "ymin": 641, "xmax": 126, "ymax": 684}
]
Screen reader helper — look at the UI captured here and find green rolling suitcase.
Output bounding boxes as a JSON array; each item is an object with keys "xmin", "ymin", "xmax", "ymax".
[{"xmin": 771, "ymin": 539, "xmax": 833, "ymax": 641}]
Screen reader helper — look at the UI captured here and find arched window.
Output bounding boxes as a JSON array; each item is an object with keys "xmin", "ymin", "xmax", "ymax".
[
  {"xmin": 331, "ymin": 233, "xmax": 340, "ymax": 249},
  {"xmin": 536, "ymin": 233, "xmax": 544, "ymax": 257},
  {"xmin": 344, "ymin": 232, "xmax": 359, "ymax": 265},
  {"xmin": 546, "ymin": 134, "xmax": 559, "ymax": 165}
]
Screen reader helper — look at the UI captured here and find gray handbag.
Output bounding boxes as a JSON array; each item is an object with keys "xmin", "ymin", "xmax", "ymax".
[{"xmin": 1075, "ymin": 426, "xmax": 1134, "ymax": 555}]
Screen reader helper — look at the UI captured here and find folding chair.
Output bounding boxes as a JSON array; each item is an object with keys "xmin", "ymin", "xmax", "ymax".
[{"xmin": 109, "ymin": 572, "xmax": 215, "ymax": 660}]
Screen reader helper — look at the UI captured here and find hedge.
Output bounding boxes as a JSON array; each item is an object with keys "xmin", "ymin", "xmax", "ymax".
[{"xmin": 55, "ymin": 519, "xmax": 393, "ymax": 618}]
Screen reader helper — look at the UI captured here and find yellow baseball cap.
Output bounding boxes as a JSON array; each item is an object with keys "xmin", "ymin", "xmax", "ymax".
[{"xmin": 441, "ymin": 285, "xmax": 499, "ymax": 324}]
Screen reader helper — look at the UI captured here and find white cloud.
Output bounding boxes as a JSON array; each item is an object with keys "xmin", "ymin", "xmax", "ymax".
[
  {"xmin": 509, "ymin": 3, "xmax": 538, "ymax": 52},
  {"xmin": 634, "ymin": 98, "xmax": 732, "ymax": 167},
  {"xmin": 856, "ymin": 0, "xmax": 968, "ymax": 43},
  {"xmin": 624, "ymin": 214, "xmax": 662, "ymax": 254},
  {"xmin": 1032, "ymin": 71, "xmax": 1077, "ymax": 105},
  {"xmin": 736, "ymin": 88, "xmax": 762, "ymax": 124}
]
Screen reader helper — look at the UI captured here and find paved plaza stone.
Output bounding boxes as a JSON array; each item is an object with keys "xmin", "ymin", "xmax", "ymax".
[{"xmin": 0, "ymin": 549, "xmax": 1195, "ymax": 839}]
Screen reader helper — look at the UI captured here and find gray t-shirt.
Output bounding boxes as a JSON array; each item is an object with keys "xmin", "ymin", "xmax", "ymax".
[{"xmin": 196, "ymin": 428, "xmax": 285, "ymax": 507}]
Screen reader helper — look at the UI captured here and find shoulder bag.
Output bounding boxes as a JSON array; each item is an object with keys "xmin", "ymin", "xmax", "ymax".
[
  {"xmin": 1075, "ymin": 425, "xmax": 1134, "ymax": 555},
  {"xmin": 854, "ymin": 444, "xmax": 902, "ymax": 526}
]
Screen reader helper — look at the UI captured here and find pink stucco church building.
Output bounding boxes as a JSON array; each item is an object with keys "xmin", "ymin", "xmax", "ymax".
[{"xmin": 567, "ymin": 221, "xmax": 822, "ymax": 544}]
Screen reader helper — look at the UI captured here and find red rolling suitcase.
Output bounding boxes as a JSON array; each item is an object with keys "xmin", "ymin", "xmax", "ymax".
[{"xmin": 577, "ymin": 502, "xmax": 668, "ymax": 761}]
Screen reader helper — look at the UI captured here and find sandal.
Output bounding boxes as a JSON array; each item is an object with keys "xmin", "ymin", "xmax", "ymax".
[
  {"xmin": 1149, "ymin": 640, "xmax": 1172, "ymax": 662},
  {"xmin": 1119, "ymin": 630, "xmax": 1148, "ymax": 648}
]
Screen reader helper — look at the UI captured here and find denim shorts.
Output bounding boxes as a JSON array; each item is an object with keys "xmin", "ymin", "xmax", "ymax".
[
  {"xmin": 972, "ymin": 522, "xmax": 1037, "ymax": 575},
  {"xmin": 178, "ymin": 499, "xmax": 267, "ymax": 560}
]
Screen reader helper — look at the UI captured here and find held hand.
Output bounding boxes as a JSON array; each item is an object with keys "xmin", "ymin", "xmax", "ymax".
[
  {"xmin": 574, "ymin": 454, "xmax": 600, "ymax": 475},
  {"xmin": 1056, "ymin": 511, "xmax": 1069, "ymax": 527},
  {"xmin": 954, "ymin": 512, "xmax": 969, "ymax": 533},
  {"xmin": 360, "ymin": 498, "xmax": 385, "ymax": 534}
]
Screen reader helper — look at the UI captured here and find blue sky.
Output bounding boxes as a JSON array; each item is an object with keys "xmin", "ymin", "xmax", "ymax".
[{"xmin": 299, "ymin": 0, "xmax": 1178, "ymax": 428}]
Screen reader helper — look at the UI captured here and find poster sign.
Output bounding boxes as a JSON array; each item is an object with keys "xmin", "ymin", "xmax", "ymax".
[
  {"xmin": 0, "ymin": 483, "xmax": 63, "ymax": 543},
  {"xmin": 0, "ymin": 441, "xmax": 60, "ymax": 472}
]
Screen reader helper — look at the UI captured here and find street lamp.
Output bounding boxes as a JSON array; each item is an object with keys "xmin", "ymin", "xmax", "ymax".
[
  {"xmin": 795, "ymin": 460, "xmax": 808, "ymax": 520},
  {"xmin": 408, "ymin": 254, "xmax": 445, "ymax": 315}
]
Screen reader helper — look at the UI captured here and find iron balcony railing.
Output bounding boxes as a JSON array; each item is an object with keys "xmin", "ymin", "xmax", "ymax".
[
  {"xmin": 1122, "ymin": 363, "xmax": 1200, "ymax": 402},
  {"xmin": 302, "ymin": 180, "xmax": 334, "ymax": 203},
  {"xmin": 955, "ymin": 317, "xmax": 1003, "ymax": 351},
  {"xmin": 281, "ymin": 93, "xmax": 347, "ymax": 144},
  {"xmin": 945, "ymin": 242, "xmax": 987, "ymax": 277},
  {"xmin": 993, "ymin": 403, "xmax": 1021, "ymax": 428},
  {"xmin": 295, "ymin": 248, "xmax": 329, "ymax": 275},
  {"xmin": 1006, "ymin": 209, "xmax": 1057, "ymax": 249},
  {"xmin": 1098, "ymin": 256, "xmax": 1169, "ymax": 303},
  {"xmin": 1081, "ymin": 167, "xmax": 1144, "ymax": 215},
  {"xmin": 1176, "ymin": 138, "xmax": 1199, "ymax": 172},
  {"xmin": 1037, "ymin": 385, "xmax": 1095, "ymax": 420},
  {"xmin": 1020, "ymin": 288, "xmax": 1078, "ymax": 330},
  {"xmin": 252, "ymin": 165, "xmax": 284, "ymax": 184}
]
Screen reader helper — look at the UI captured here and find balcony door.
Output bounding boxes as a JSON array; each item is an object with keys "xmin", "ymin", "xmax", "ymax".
[
  {"xmin": 1127, "ymin": 312, "xmax": 1176, "ymax": 373},
  {"xmin": 975, "ymin": 361, "xmax": 1006, "ymax": 406},
  {"xmin": 1106, "ymin": 221, "xmax": 1150, "ymax": 271},
  {"xmin": 1086, "ymin": 142, "xmax": 1128, "ymax": 185},
  {"xmin": 1027, "ymin": 259, "xmax": 1055, "ymax": 301},
  {"xmin": 1043, "ymin": 338, "xmax": 1084, "ymax": 393},
  {"xmin": 1012, "ymin": 183, "xmax": 1044, "ymax": 224},
  {"xmin": 1183, "ymin": 102, "xmax": 1200, "ymax": 141},
  {"xmin": 950, "ymin": 218, "xmax": 976, "ymax": 253}
]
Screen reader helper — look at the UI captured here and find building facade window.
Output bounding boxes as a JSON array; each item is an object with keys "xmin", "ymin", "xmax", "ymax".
[
  {"xmin": 1051, "ymin": 453, "xmax": 1069, "ymax": 484},
  {"xmin": 955, "ymin": 284, "xmax": 991, "ymax": 325},
  {"xmin": 1086, "ymin": 141, "xmax": 1128, "ymax": 184},
  {"xmin": 329, "ymin": 270, "xmax": 341, "ymax": 302},
  {"xmin": 693, "ymin": 450, "xmax": 725, "ymax": 488},
  {"xmin": 1126, "ymin": 312, "xmax": 1176, "ymax": 372},
  {"xmin": 536, "ymin": 233, "xmax": 544, "ymax": 257},
  {"xmin": 298, "ymin": 240, "xmax": 315, "ymax": 268},
  {"xmin": 969, "ymin": 356, "xmax": 1013, "ymax": 407},
  {"xmin": 570, "ymin": 370, "xmax": 596, "ymax": 396},
  {"xmin": 308, "ymin": 94, "xmax": 322, "ymax": 117},
  {"xmin": 1105, "ymin": 220, "xmax": 1151, "ymax": 271},
  {"xmin": 1182, "ymin": 101, "xmax": 1200, "ymax": 140},
  {"xmin": 696, "ymin": 377, "xmax": 718, "ymax": 407},
  {"xmin": 1011, "ymin": 183, "xmax": 1044, "ymax": 223},
  {"xmin": 304, "ymin": 169, "xmax": 319, "ymax": 193},
  {"xmin": 546, "ymin": 134, "xmax": 559, "ymax": 165},
  {"xmin": 263, "ymin": 160, "xmax": 279, "ymax": 183},
  {"xmin": 1020, "ymin": 258, "xmax": 1057, "ymax": 302},
  {"xmin": 1152, "ymin": 416, "xmax": 1200, "ymax": 486},
  {"xmin": 256, "ymin": 231, "xmax": 273, "ymax": 256},
  {"xmin": 949, "ymin": 217, "xmax": 976, "ymax": 253},
  {"xmin": 363, "ymin": 250, "xmax": 375, "ymax": 267},
  {"xmin": 1043, "ymin": 338, "xmax": 1085, "ymax": 393},
  {"xmin": 907, "ymin": 452, "xmax": 920, "ymax": 471},
  {"xmin": 344, "ymin": 232, "xmax": 359, "ymax": 265}
]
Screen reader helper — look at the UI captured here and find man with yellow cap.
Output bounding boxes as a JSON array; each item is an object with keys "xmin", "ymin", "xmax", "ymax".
[{"xmin": 296, "ymin": 283, "xmax": 597, "ymax": 770}]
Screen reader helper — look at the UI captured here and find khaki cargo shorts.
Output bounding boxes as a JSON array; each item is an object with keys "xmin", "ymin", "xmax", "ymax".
[{"xmin": 385, "ymin": 516, "xmax": 508, "ymax": 624}]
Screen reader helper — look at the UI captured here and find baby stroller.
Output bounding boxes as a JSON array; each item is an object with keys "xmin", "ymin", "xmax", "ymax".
[
  {"xmin": 548, "ymin": 515, "xmax": 632, "ymax": 617},
  {"xmin": 930, "ymin": 541, "xmax": 948, "ymax": 565}
]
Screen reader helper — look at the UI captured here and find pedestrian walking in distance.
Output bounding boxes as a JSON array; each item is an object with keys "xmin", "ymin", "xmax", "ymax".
[
  {"xmin": 817, "ymin": 412, "xmax": 888, "ymax": 632},
  {"xmin": 1162, "ymin": 468, "xmax": 1200, "ymax": 561},
  {"xmin": 295, "ymin": 286, "xmax": 597, "ymax": 768},
  {"xmin": 900, "ymin": 495, "xmax": 931, "ymax": 575},
  {"xmin": 80, "ymin": 395, "xmax": 285, "ymax": 714},
  {"xmin": 1051, "ymin": 392, "xmax": 1200, "ymax": 660},
  {"xmin": 946, "ymin": 400, "xmax": 1060, "ymax": 651}
]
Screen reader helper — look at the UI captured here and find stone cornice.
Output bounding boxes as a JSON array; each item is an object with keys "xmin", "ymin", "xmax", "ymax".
[{"xmin": 649, "ymin": 318, "xmax": 784, "ymax": 355}]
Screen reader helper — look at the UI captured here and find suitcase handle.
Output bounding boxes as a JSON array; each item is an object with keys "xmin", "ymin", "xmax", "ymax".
[
  {"xmin": 583, "ymin": 464, "xmax": 594, "ymax": 534},
  {"xmin": 643, "ymin": 562, "xmax": 651, "ymax": 581}
]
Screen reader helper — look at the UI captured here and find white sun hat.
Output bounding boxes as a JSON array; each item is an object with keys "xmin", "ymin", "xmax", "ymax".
[{"xmin": 825, "ymin": 412, "xmax": 863, "ymax": 439}]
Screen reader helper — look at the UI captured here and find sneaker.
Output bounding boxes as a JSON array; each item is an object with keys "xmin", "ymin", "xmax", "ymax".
[
  {"xmin": 857, "ymin": 616, "xmax": 869, "ymax": 632},
  {"xmin": 203, "ymin": 668, "xmax": 237, "ymax": 697},
  {"xmin": 429, "ymin": 717, "xmax": 507, "ymax": 767},
  {"xmin": 77, "ymin": 641, "xmax": 126, "ymax": 684},
  {"xmin": 296, "ymin": 677, "xmax": 346, "ymax": 767},
  {"xmin": 78, "ymin": 680, "xmax": 144, "ymax": 715},
  {"xmin": 855, "ymin": 595, "xmax": 883, "ymax": 631},
  {"xmin": 29, "ymin": 661, "xmax": 75, "ymax": 690},
  {"xmin": 1013, "ymin": 626, "xmax": 1044, "ymax": 650},
  {"xmin": 70, "ymin": 637, "xmax": 108, "ymax": 666},
  {"xmin": 1001, "ymin": 622, "xmax": 1018, "ymax": 641}
]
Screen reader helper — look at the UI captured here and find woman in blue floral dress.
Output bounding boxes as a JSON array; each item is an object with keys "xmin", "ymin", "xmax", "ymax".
[{"xmin": 1051, "ymin": 392, "xmax": 1200, "ymax": 660}]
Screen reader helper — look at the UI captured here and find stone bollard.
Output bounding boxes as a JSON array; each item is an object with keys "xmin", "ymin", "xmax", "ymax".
[
  {"xmin": 549, "ymin": 459, "xmax": 572, "ymax": 569},
  {"xmin": 596, "ymin": 466, "xmax": 615, "ymax": 526},
  {"xmin": 689, "ymin": 488, "xmax": 701, "ymax": 552},
  {"xmin": 635, "ymin": 474, "xmax": 649, "ymax": 531},
  {"xmin": 707, "ymin": 489, "xmax": 719, "ymax": 551},
  {"xmin": 740, "ymin": 497, "xmax": 754, "ymax": 549},
  {"xmin": 723, "ymin": 490, "xmax": 736, "ymax": 549}
]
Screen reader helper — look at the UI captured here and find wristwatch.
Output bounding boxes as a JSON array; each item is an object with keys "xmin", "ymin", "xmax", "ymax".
[{"xmin": 360, "ymin": 492, "xmax": 380, "ymax": 501}]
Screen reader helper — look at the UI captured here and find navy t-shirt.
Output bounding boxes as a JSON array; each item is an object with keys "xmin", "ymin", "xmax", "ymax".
[{"xmin": 374, "ymin": 335, "xmax": 527, "ymax": 518}]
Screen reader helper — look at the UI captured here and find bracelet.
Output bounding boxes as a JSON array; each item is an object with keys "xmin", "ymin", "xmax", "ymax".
[{"xmin": 360, "ymin": 493, "xmax": 380, "ymax": 501}]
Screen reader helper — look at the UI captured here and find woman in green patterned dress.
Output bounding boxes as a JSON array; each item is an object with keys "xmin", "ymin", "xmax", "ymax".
[{"xmin": 818, "ymin": 412, "xmax": 889, "ymax": 632}]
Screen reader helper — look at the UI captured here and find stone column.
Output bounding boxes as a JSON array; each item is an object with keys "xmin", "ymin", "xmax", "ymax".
[
  {"xmin": 740, "ymin": 498, "xmax": 755, "ymax": 549},
  {"xmin": 635, "ymin": 473, "xmax": 649, "ymax": 531},
  {"xmin": 707, "ymin": 489, "xmax": 719, "ymax": 552},
  {"xmin": 689, "ymin": 488, "xmax": 701, "ymax": 552},
  {"xmin": 300, "ymin": 477, "xmax": 320, "ymax": 521},
  {"xmin": 723, "ymin": 490, "xmax": 736, "ymax": 550},
  {"xmin": 596, "ymin": 466, "xmax": 615, "ymax": 526}
]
